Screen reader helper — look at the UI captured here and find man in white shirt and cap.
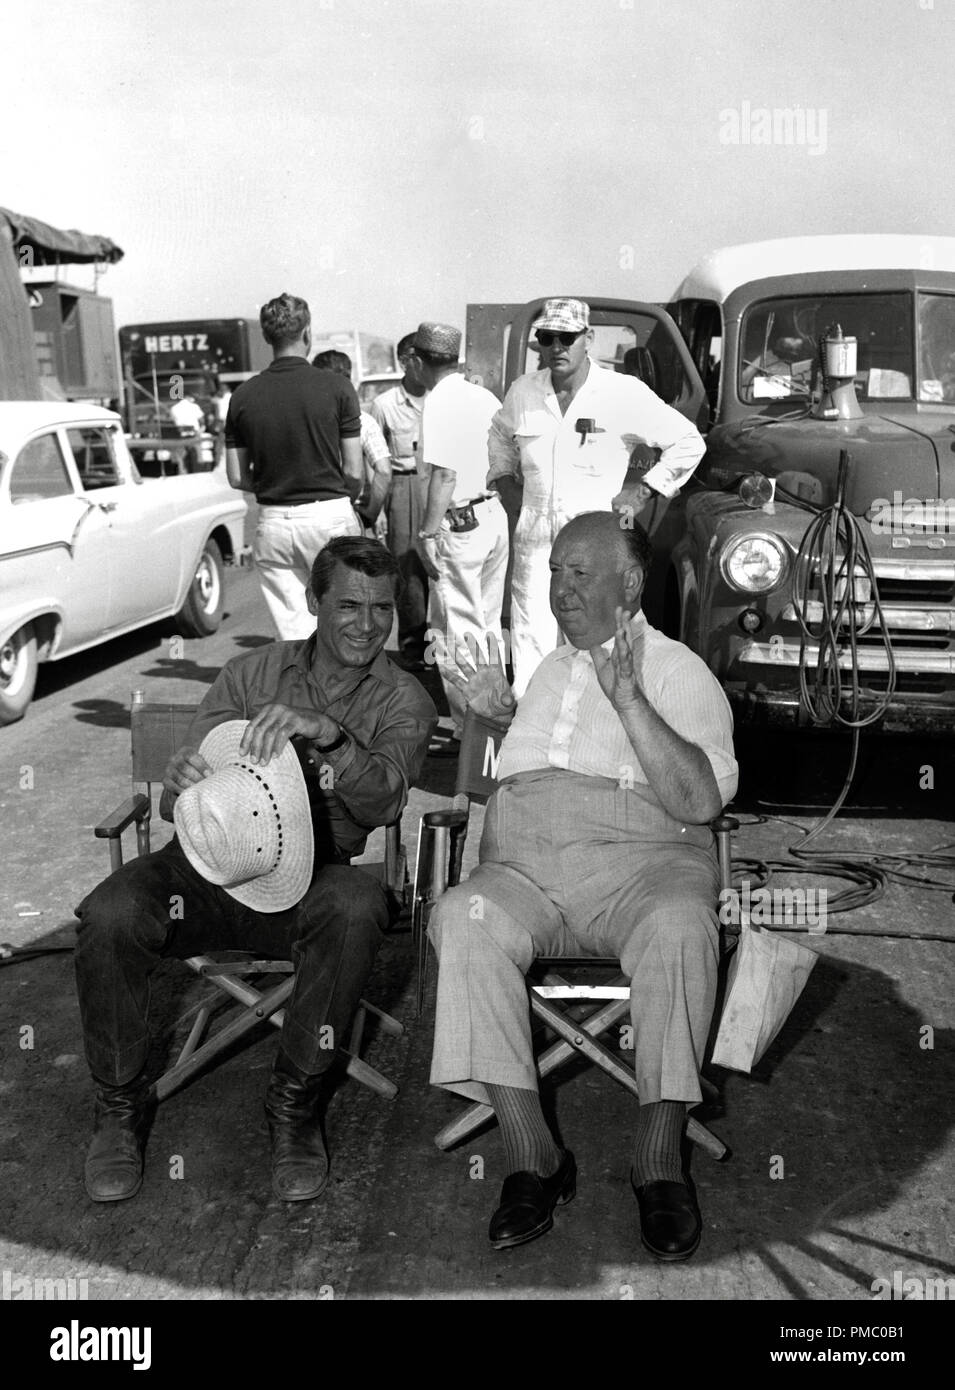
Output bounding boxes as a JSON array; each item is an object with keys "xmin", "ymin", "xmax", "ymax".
[
  {"xmin": 488, "ymin": 298, "xmax": 706, "ymax": 696},
  {"xmin": 413, "ymin": 321, "xmax": 509, "ymax": 752}
]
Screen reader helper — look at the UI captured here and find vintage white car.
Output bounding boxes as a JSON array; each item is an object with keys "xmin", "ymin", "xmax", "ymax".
[{"xmin": 0, "ymin": 402, "xmax": 247, "ymax": 724}]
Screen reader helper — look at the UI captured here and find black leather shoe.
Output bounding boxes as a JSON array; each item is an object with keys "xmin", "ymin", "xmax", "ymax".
[
  {"xmin": 84, "ymin": 1081, "xmax": 152, "ymax": 1203},
  {"xmin": 265, "ymin": 1052, "xmax": 330, "ymax": 1202},
  {"xmin": 488, "ymin": 1150, "xmax": 576, "ymax": 1250},
  {"xmin": 631, "ymin": 1173, "xmax": 702, "ymax": 1261}
]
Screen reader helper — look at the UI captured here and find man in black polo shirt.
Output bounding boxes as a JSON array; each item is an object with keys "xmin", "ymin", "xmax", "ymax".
[{"xmin": 226, "ymin": 293, "xmax": 365, "ymax": 638}]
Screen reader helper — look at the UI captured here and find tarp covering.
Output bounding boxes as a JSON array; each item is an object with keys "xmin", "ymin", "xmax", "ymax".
[
  {"xmin": 0, "ymin": 223, "xmax": 43, "ymax": 398},
  {"xmin": 0, "ymin": 206, "xmax": 123, "ymax": 266},
  {"xmin": 0, "ymin": 208, "xmax": 122, "ymax": 399}
]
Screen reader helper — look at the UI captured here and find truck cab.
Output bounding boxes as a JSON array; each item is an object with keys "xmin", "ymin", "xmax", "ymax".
[
  {"xmin": 468, "ymin": 235, "xmax": 955, "ymax": 732},
  {"xmin": 667, "ymin": 235, "xmax": 955, "ymax": 732}
]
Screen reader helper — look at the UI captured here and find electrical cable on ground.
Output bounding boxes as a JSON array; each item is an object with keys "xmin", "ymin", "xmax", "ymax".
[{"xmin": 728, "ymin": 445, "xmax": 955, "ymax": 942}]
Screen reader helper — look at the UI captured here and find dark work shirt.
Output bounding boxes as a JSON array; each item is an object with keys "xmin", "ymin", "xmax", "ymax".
[
  {"xmin": 225, "ymin": 356, "xmax": 362, "ymax": 505},
  {"xmin": 187, "ymin": 636, "xmax": 437, "ymax": 862}
]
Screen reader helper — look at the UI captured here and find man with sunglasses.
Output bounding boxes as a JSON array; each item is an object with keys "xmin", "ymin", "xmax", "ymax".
[{"xmin": 488, "ymin": 298, "xmax": 705, "ymax": 695}]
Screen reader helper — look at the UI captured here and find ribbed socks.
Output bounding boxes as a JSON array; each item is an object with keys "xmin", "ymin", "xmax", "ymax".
[
  {"xmin": 486, "ymin": 1083, "xmax": 562, "ymax": 1178},
  {"xmin": 632, "ymin": 1100, "xmax": 685, "ymax": 1186}
]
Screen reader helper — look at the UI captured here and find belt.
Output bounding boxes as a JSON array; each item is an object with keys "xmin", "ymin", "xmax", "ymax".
[{"xmin": 258, "ymin": 496, "xmax": 351, "ymax": 511}]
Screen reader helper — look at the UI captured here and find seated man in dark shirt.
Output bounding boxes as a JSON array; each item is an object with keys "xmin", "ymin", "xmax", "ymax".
[{"xmin": 75, "ymin": 538, "xmax": 437, "ymax": 1204}]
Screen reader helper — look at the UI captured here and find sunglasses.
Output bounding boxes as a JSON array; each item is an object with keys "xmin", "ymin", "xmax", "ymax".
[{"xmin": 535, "ymin": 330, "xmax": 585, "ymax": 347}]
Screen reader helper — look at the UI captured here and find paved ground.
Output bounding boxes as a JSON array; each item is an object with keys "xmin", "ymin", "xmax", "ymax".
[{"xmin": 1, "ymin": 564, "xmax": 952, "ymax": 1308}]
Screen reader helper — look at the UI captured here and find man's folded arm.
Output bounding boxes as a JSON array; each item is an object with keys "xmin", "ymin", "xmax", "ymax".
[{"xmin": 321, "ymin": 707, "xmax": 438, "ymax": 828}]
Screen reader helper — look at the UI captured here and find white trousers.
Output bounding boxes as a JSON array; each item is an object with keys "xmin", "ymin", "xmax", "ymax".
[
  {"xmin": 427, "ymin": 495, "xmax": 509, "ymax": 736},
  {"xmin": 254, "ymin": 497, "xmax": 362, "ymax": 640},
  {"xmin": 508, "ymin": 505, "xmax": 572, "ymax": 697}
]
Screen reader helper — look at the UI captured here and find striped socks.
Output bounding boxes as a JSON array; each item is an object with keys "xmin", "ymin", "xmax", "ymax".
[
  {"xmin": 486, "ymin": 1083, "xmax": 562, "ymax": 1179},
  {"xmin": 632, "ymin": 1101, "xmax": 686, "ymax": 1186}
]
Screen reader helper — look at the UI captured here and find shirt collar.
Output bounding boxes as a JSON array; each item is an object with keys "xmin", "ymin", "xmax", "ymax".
[
  {"xmin": 267, "ymin": 355, "xmax": 309, "ymax": 371},
  {"xmin": 398, "ymin": 383, "xmax": 425, "ymax": 409},
  {"xmin": 554, "ymin": 609, "xmax": 648, "ymax": 662},
  {"xmin": 282, "ymin": 634, "xmax": 399, "ymax": 692}
]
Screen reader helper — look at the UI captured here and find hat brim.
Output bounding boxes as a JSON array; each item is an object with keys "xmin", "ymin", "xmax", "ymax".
[
  {"xmin": 536, "ymin": 318, "xmax": 589, "ymax": 333},
  {"xmin": 175, "ymin": 720, "xmax": 314, "ymax": 913}
]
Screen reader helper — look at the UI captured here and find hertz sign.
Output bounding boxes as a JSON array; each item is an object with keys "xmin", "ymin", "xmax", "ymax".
[
  {"xmin": 142, "ymin": 334, "xmax": 210, "ymax": 353},
  {"xmin": 118, "ymin": 319, "xmax": 268, "ymax": 382}
]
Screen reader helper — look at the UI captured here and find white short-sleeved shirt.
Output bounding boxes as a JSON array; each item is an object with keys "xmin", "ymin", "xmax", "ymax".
[
  {"xmin": 498, "ymin": 611, "xmax": 739, "ymax": 807},
  {"xmin": 418, "ymin": 371, "xmax": 501, "ymax": 506}
]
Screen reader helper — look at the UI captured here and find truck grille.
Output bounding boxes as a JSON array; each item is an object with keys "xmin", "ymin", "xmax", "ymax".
[
  {"xmin": 875, "ymin": 577, "xmax": 955, "ymax": 603},
  {"xmin": 871, "ymin": 559, "xmax": 955, "ymax": 605}
]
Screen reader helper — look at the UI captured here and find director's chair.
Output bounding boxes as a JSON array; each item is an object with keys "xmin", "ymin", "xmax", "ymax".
[
  {"xmin": 93, "ymin": 691, "xmax": 408, "ymax": 1103},
  {"xmin": 411, "ymin": 707, "xmax": 738, "ymax": 1159}
]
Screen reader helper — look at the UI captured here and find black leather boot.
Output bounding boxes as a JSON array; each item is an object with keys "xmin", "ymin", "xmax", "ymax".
[
  {"xmin": 265, "ymin": 1051, "xmax": 330, "ymax": 1202},
  {"xmin": 84, "ymin": 1078, "xmax": 153, "ymax": 1203}
]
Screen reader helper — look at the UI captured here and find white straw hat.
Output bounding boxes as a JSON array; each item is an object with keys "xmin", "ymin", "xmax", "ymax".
[{"xmin": 173, "ymin": 721, "xmax": 314, "ymax": 913}]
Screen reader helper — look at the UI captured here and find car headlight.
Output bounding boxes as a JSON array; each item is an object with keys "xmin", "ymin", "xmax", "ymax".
[{"xmin": 720, "ymin": 532, "xmax": 788, "ymax": 593}]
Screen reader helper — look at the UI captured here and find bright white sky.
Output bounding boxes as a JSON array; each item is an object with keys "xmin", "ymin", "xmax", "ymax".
[{"xmin": 2, "ymin": 0, "xmax": 953, "ymax": 341}]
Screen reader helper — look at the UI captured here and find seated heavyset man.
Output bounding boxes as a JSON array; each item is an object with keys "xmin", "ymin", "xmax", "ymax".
[
  {"xmin": 75, "ymin": 537, "xmax": 437, "ymax": 1204},
  {"xmin": 429, "ymin": 512, "xmax": 738, "ymax": 1260}
]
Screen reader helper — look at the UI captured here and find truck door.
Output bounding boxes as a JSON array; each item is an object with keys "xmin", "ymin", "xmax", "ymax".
[
  {"xmin": 501, "ymin": 298, "xmax": 707, "ymax": 555},
  {"xmin": 502, "ymin": 297, "xmax": 708, "ymax": 428}
]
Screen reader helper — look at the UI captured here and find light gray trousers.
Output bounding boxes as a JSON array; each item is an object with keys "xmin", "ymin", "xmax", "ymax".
[{"xmin": 429, "ymin": 770, "xmax": 720, "ymax": 1106}]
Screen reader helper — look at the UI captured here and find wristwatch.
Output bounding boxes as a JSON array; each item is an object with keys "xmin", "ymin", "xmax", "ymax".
[
  {"xmin": 312, "ymin": 724, "xmax": 348, "ymax": 754},
  {"xmin": 418, "ymin": 529, "xmax": 438, "ymax": 540}
]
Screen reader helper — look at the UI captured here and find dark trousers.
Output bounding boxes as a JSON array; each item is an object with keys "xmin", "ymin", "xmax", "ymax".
[
  {"xmin": 386, "ymin": 472, "xmax": 429, "ymax": 656},
  {"xmin": 74, "ymin": 839, "xmax": 389, "ymax": 1087}
]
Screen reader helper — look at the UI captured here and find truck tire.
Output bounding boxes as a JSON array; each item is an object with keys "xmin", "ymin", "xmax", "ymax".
[
  {"xmin": 0, "ymin": 623, "xmax": 38, "ymax": 725},
  {"xmin": 175, "ymin": 538, "xmax": 225, "ymax": 638}
]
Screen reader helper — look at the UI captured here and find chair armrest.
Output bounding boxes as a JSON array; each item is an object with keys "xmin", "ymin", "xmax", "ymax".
[{"xmin": 94, "ymin": 793, "xmax": 150, "ymax": 840}]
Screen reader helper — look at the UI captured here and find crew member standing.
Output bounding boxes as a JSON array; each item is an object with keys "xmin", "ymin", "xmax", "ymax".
[
  {"xmin": 488, "ymin": 298, "xmax": 705, "ymax": 695},
  {"xmin": 414, "ymin": 322, "xmax": 508, "ymax": 750},
  {"xmin": 226, "ymin": 293, "xmax": 364, "ymax": 639},
  {"xmin": 311, "ymin": 349, "xmax": 392, "ymax": 537},
  {"xmin": 369, "ymin": 333, "xmax": 430, "ymax": 667}
]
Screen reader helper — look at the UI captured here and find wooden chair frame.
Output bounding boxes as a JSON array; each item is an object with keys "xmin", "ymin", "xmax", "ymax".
[
  {"xmin": 412, "ymin": 707, "xmax": 738, "ymax": 1159},
  {"xmin": 93, "ymin": 691, "xmax": 407, "ymax": 1104}
]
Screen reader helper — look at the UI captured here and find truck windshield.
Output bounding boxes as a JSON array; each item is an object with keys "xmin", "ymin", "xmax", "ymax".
[
  {"xmin": 739, "ymin": 292, "xmax": 914, "ymax": 404},
  {"xmin": 917, "ymin": 293, "xmax": 955, "ymax": 402}
]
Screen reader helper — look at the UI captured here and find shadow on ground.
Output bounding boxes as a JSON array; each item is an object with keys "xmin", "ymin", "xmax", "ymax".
[{"xmin": 1, "ymin": 919, "xmax": 950, "ymax": 1298}]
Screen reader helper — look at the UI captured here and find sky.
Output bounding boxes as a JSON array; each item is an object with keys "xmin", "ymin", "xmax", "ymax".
[{"xmin": 2, "ymin": 0, "xmax": 953, "ymax": 344}]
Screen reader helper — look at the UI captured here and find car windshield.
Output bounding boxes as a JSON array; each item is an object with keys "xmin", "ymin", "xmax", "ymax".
[
  {"xmin": 739, "ymin": 292, "xmax": 914, "ymax": 404},
  {"xmin": 917, "ymin": 293, "xmax": 955, "ymax": 403}
]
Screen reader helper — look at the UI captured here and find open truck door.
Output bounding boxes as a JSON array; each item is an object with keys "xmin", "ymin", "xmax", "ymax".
[{"xmin": 465, "ymin": 296, "xmax": 708, "ymax": 626}]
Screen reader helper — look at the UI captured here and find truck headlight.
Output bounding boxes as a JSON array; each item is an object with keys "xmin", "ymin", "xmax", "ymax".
[{"xmin": 720, "ymin": 533, "xmax": 788, "ymax": 593}]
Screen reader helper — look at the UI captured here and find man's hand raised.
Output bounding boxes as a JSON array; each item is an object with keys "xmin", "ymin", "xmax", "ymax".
[
  {"xmin": 589, "ymin": 607, "xmax": 645, "ymax": 713},
  {"xmin": 440, "ymin": 633, "xmax": 516, "ymax": 721}
]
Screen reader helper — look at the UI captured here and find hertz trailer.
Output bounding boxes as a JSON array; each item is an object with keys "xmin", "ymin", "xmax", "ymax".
[{"xmin": 118, "ymin": 318, "xmax": 273, "ymax": 435}]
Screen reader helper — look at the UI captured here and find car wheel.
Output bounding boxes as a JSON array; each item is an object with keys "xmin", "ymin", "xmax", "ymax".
[
  {"xmin": 175, "ymin": 538, "xmax": 225, "ymax": 638},
  {"xmin": 0, "ymin": 623, "xmax": 38, "ymax": 725}
]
